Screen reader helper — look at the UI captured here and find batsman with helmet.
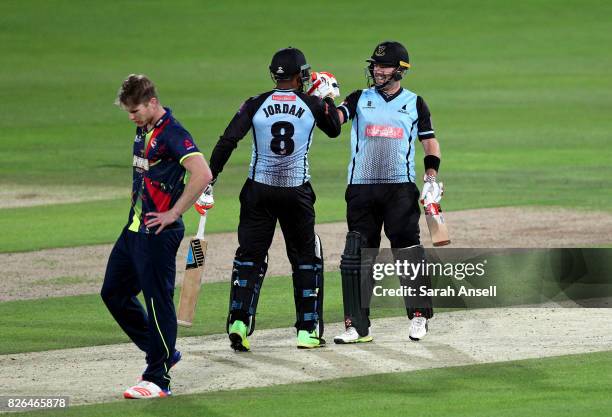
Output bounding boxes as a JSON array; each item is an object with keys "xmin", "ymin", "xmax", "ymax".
[
  {"xmin": 329, "ymin": 41, "xmax": 443, "ymax": 344},
  {"xmin": 209, "ymin": 47, "xmax": 341, "ymax": 351}
]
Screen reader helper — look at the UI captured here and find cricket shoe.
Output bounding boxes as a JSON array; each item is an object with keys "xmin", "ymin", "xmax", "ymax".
[
  {"xmin": 297, "ymin": 329, "xmax": 326, "ymax": 349},
  {"xmin": 229, "ymin": 320, "xmax": 250, "ymax": 352},
  {"xmin": 137, "ymin": 350, "xmax": 182, "ymax": 382},
  {"xmin": 409, "ymin": 315, "xmax": 428, "ymax": 341},
  {"xmin": 123, "ymin": 381, "xmax": 171, "ymax": 399},
  {"xmin": 333, "ymin": 327, "xmax": 373, "ymax": 344}
]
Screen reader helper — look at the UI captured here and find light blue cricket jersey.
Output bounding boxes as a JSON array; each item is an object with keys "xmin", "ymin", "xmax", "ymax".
[
  {"xmin": 248, "ymin": 90, "xmax": 317, "ymax": 187},
  {"xmin": 342, "ymin": 88, "xmax": 433, "ymax": 185}
]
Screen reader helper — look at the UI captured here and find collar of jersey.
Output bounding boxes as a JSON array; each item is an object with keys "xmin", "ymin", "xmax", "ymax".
[
  {"xmin": 136, "ymin": 107, "xmax": 172, "ymax": 135},
  {"xmin": 375, "ymin": 87, "xmax": 404, "ymax": 103},
  {"xmin": 153, "ymin": 107, "xmax": 172, "ymax": 128},
  {"xmin": 140, "ymin": 107, "xmax": 172, "ymax": 135},
  {"xmin": 273, "ymin": 88, "xmax": 298, "ymax": 92}
]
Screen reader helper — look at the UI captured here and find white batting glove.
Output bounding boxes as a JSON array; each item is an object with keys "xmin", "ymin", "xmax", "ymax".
[
  {"xmin": 307, "ymin": 71, "xmax": 340, "ymax": 99},
  {"xmin": 194, "ymin": 184, "xmax": 214, "ymax": 214},
  {"xmin": 420, "ymin": 175, "xmax": 443, "ymax": 206}
]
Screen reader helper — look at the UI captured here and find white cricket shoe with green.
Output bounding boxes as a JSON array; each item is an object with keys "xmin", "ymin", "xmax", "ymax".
[{"xmin": 333, "ymin": 326, "xmax": 373, "ymax": 344}]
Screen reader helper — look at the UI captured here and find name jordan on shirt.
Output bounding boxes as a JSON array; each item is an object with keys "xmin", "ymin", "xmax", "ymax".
[{"xmin": 263, "ymin": 103, "xmax": 305, "ymax": 119}]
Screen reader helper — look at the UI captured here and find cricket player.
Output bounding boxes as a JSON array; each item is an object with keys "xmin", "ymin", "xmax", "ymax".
[
  {"xmin": 101, "ymin": 74, "xmax": 213, "ymax": 399},
  {"xmin": 209, "ymin": 47, "xmax": 341, "ymax": 351},
  {"xmin": 332, "ymin": 41, "xmax": 442, "ymax": 344}
]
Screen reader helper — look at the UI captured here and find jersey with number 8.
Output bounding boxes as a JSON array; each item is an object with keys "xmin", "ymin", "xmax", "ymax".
[
  {"xmin": 210, "ymin": 89, "xmax": 340, "ymax": 187},
  {"xmin": 250, "ymin": 90, "xmax": 316, "ymax": 186}
]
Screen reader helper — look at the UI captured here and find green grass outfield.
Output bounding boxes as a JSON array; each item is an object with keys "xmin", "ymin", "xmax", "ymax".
[
  {"xmin": 15, "ymin": 351, "xmax": 612, "ymax": 417},
  {"xmin": 0, "ymin": 274, "xmax": 340, "ymax": 354},
  {"xmin": 1, "ymin": 0, "xmax": 611, "ymax": 252}
]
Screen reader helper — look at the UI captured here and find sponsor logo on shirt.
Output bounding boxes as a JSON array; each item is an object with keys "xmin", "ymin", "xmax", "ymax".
[
  {"xmin": 184, "ymin": 138, "xmax": 195, "ymax": 151},
  {"xmin": 272, "ymin": 94, "xmax": 297, "ymax": 101},
  {"xmin": 363, "ymin": 100, "xmax": 375, "ymax": 109},
  {"xmin": 365, "ymin": 124, "xmax": 404, "ymax": 139},
  {"xmin": 398, "ymin": 104, "xmax": 409, "ymax": 114},
  {"xmin": 133, "ymin": 155, "xmax": 149, "ymax": 171}
]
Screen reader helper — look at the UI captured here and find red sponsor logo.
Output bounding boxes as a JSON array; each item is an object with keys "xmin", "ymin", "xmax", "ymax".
[
  {"xmin": 272, "ymin": 94, "xmax": 296, "ymax": 101},
  {"xmin": 183, "ymin": 138, "xmax": 195, "ymax": 150},
  {"xmin": 365, "ymin": 125, "xmax": 404, "ymax": 139}
]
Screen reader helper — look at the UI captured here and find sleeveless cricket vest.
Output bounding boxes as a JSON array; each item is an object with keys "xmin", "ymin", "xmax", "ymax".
[
  {"xmin": 249, "ymin": 90, "xmax": 316, "ymax": 187},
  {"xmin": 348, "ymin": 88, "xmax": 419, "ymax": 184}
]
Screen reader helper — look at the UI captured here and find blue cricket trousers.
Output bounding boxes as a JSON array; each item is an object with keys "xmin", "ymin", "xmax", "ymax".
[{"xmin": 101, "ymin": 226, "xmax": 183, "ymax": 390}]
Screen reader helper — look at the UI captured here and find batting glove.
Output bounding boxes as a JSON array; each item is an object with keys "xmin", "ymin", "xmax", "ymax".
[
  {"xmin": 420, "ymin": 174, "xmax": 444, "ymax": 206},
  {"xmin": 307, "ymin": 71, "xmax": 340, "ymax": 100},
  {"xmin": 194, "ymin": 184, "xmax": 214, "ymax": 214}
]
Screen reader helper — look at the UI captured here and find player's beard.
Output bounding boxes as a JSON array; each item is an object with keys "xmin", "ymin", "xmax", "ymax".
[
  {"xmin": 374, "ymin": 73, "xmax": 392, "ymax": 86},
  {"xmin": 375, "ymin": 76, "xmax": 399, "ymax": 95}
]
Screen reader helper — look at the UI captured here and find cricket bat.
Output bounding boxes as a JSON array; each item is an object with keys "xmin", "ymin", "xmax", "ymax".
[
  {"xmin": 422, "ymin": 181, "xmax": 451, "ymax": 247},
  {"xmin": 424, "ymin": 202, "xmax": 450, "ymax": 246},
  {"xmin": 177, "ymin": 212, "xmax": 208, "ymax": 327}
]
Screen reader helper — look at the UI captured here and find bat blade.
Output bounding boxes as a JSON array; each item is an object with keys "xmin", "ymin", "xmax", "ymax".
[
  {"xmin": 423, "ymin": 202, "xmax": 451, "ymax": 247},
  {"xmin": 426, "ymin": 213, "xmax": 451, "ymax": 246},
  {"xmin": 177, "ymin": 238, "xmax": 207, "ymax": 327}
]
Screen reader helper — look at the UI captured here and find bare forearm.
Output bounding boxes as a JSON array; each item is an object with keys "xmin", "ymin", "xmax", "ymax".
[
  {"xmin": 170, "ymin": 158, "xmax": 212, "ymax": 217},
  {"xmin": 422, "ymin": 138, "xmax": 440, "ymax": 157},
  {"xmin": 171, "ymin": 175, "xmax": 209, "ymax": 216},
  {"xmin": 145, "ymin": 155, "xmax": 212, "ymax": 234},
  {"xmin": 422, "ymin": 138, "xmax": 441, "ymax": 176}
]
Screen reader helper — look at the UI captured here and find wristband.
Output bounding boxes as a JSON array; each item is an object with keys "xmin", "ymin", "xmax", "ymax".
[{"xmin": 424, "ymin": 155, "xmax": 440, "ymax": 172}]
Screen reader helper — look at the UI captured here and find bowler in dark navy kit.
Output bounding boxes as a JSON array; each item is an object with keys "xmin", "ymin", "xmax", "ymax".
[
  {"xmin": 209, "ymin": 47, "xmax": 341, "ymax": 350},
  {"xmin": 101, "ymin": 74, "xmax": 212, "ymax": 399}
]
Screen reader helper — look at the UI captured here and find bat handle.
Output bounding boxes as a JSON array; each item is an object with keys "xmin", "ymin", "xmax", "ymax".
[{"xmin": 195, "ymin": 211, "xmax": 207, "ymax": 239}]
